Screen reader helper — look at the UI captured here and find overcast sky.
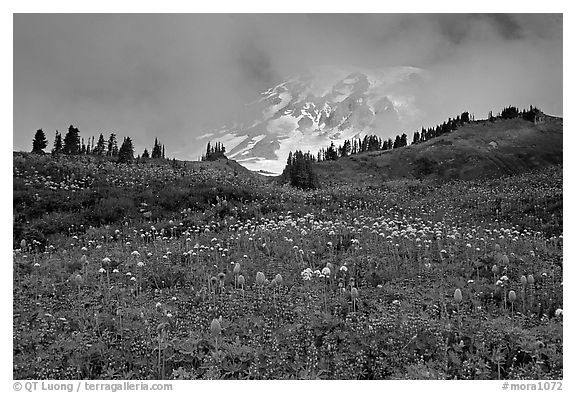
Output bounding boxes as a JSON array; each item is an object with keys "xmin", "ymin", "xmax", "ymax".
[{"xmin": 13, "ymin": 14, "xmax": 562, "ymax": 158}]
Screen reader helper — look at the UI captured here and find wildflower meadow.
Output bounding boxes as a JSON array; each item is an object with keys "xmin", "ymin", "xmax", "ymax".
[{"xmin": 13, "ymin": 153, "xmax": 562, "ymax": 380}]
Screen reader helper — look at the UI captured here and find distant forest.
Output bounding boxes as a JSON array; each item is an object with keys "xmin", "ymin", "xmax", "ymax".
[
  {"xmin": 30, "ymin": 125, "xmax": 167, "ymax": 164},
  {"xmin": 282, "ymin": 105, "xmax": 543, "ymax": 189}
]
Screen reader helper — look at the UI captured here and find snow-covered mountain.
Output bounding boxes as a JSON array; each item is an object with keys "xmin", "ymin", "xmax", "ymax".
[{"xmin": 197, "ymin": 66, "xmax": 429, "ymax": 174}]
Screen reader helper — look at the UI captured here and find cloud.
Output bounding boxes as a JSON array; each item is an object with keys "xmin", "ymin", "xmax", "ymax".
[{"xmin": 233, "ymin": 39, "xmax": 279, "ymax": 91}]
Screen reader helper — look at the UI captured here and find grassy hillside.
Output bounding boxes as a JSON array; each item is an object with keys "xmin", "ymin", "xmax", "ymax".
[
  {"xmin": 13, "ymin": 153, "xmax": 273, "ymax": 248},
  {"xmin": 314, "ymin": 116, "xmax": 562, "ymax": 186},
  {"xmin": 13, "ymin": 146, "xmax": 562, "ymax": 379}
]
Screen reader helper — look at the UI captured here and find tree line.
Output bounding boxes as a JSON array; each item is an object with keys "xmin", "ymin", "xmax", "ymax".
[
  {"xmin": 489, "ymin": 105, "xmax": 542, "ymax": 123},
  {"xmin": 30, "ymin": 126, "xmax": 167, "ymax": 164},
  {"xmin": 281, "ymin": 151, "xmax": 319, "ymax": 190},
  {"xmin": 309, "ymin": 105, "xmax": 542, "ymax": 164},
  {"xmin": 314, "ymin": 111, "xmax": 472, "ymax": 163},
  {"xmin": 281, "ymin": 105, "xmax": 543, "ymax": 189},
  {"xmin": 201, "ymin": 141, "xmax": 227, "ymax": 161}
]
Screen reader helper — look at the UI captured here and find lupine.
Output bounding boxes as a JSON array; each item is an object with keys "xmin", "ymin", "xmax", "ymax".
[
  {"xmin": 210, "ymin": 318, "xmax": 222, "ymax": 336},
  {"xmin": 275, "ymin": 274, "xmax": 283, "ymax": 286},
  {"xmin": 211, "ymin": 318, "xmax": 222, "ymax": 349},
  {"xmin": 209, "ymin": 276, "xmax": 218, "ymax": 301},
  {"xmin": 218, "ymin": 272, "xmax": 226, "ymax": 292},
  {"xmin": 256, "ymin": 271, "xmax": 265, "ymax": 286},
  {"xmin": 527, "ymin": 274, "xmax": 535, "ymax": 309},
  {"xmin": 351, "ymin": 287, "xmax": 359, "ymax": 312},
  {"xmin": 521, "ymin": 275, "xmax": 527, "ymax": 313},
  {"xmin": 492, "ymin": 265, "xmax": 499, "ymax": 282},
  {"xmin": 233, "ymin": 263, "xmax": 241, "ymax": 289},
  {"xmin": 73, "ymin": 274, "xmax": 83, "ymax": 290},
  {"xmin": 237, "ymin": 274, "xmax": 245, "ymax": 298},
  {"xmin": 454, "ymin": 288, "xmax": 463, "ymax": 303},
  {"xmin": 509, "ymin": 290, "xmax": 517, "ymax": 319},
  {"xmin": 454, "ymin": 288, "xmax": 463, "ymax": 329}
]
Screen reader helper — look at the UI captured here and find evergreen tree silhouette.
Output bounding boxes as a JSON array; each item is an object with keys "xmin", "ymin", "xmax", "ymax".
[
  {"xmin": 107, "ymin": 133, "xmax": 118, "ymax": 156},
  {"xmin": 117, "ymin": 137, "xmax": 135, "ymax": 163},
  {"xmin": 94, "ymin": 134, "xmax": 106, "ymax": 156},
  {"xmin": 152, "ymin": 138, "xmax": 162, "ymax": 159},
  {"xmin": 31, "ymin": 129, "xmax": 48, "ymax": 154},
  {"xmin": 325, "ymin": 142, "xmax": 338, "ymax": 160},
  {"xmin": 202, "ymin": 141, "xmax": 227, "ymax": 161},
  {"xmin": 400, "ymin": 133, "xmax": 408, "ymax": 147},
  {"xmin": 281, "ymin": 150, "xmax": 319, "ymax": 189},
  {"xmin": 52, "ymin": 131, "xmax": 63, "ymax": 156},
  {"xmin": 63, "ymin": 125, "xmax": 81, "ymax": 155}
]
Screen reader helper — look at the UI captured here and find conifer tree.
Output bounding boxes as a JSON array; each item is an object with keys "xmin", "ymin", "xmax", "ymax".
[
  {"xmin": 94, "ymin": 133, "xmax": 106, "ymax": 156},
  {"xmin": 400, "ymin": 133, "xmax": 408, "ymax": 147},
  {"xmin": 31, "ymin": 129, "xmax": 48, "ymax": 154},
  {"xmin": 63, "ymin": 125, "xmax": 81, "ymax": 155},
  {"xmin": 117, "ymin": 137, "xmax": 135, "ymax": 163},
  {"xmin": 202, "ymin": 141, "xmax": 227, "ymax": 161},
  {"xmin": 107, "ymin": 133, "xmax": 118, "ymax": 156},
  {"xmin": 152, "ymin": 138, "xmax": 162, "ymax": 159},
  {"xmin": 52, "ymin": 131, "xmax": 63, "ymax": 156},
  {"xmin": 325, "ymin": 142, "xmax": 338, "ymax": 160},
  {"xmin": 281, "ymin": 150, "xmax": 319, "ymax": 189},
  {"xmin": 342, "ymin": 140, "xmax": 351, "ymax": 157}
]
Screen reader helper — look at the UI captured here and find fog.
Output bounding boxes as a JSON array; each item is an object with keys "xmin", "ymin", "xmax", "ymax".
[{"xmin": 13, "ymin": 14, "xmax": 562, "ymax": 158}]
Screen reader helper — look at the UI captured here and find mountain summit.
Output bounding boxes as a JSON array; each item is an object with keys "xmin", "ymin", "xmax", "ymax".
[{"xmin": 197, "ymin": 66, "xmax": 428, "ymax": 174}]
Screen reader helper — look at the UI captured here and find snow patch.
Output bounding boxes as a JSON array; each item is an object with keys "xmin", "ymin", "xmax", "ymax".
[
  {"xmin": 267, "ymin": 116, "xmax": 300, "ymax": 136},
  {"xmin": 228, "ymin": 134, "xmax": 267, "ymax": 159},
  {"xmin": 236, "ymin": 125, "xmax": 368, "ymax": 175},
  {"xmin": 263, "ymin": 91, "xmax": 292, "ymax": 119},
  {"xmin": 214, "ymin": 134, "xmax": 249, "ymax": 152}
]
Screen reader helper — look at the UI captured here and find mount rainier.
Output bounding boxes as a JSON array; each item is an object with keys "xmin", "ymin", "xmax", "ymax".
[{"xmin": 197, "ymin": 66, "xmax": 429, "ymax": 174}]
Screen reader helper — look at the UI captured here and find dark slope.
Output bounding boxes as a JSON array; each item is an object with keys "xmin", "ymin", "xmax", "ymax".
[{"xmin": 314, "ymin": 116, "xmax": 562, "ymax": 186}]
